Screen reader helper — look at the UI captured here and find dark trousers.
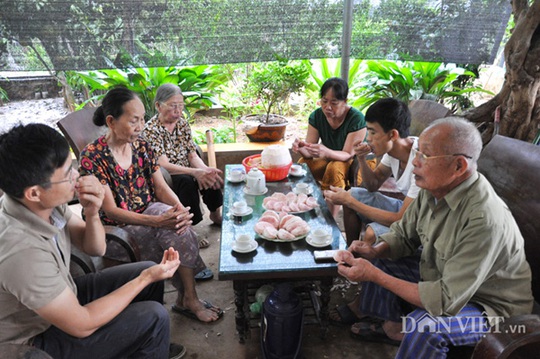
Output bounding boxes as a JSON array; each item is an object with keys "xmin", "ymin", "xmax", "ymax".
[
  {"xmin": 33, "ymin": 261, "xmax": 170, "ymax": 359},
  {"xmin": 172, "ymin": 174, "xmax": 223, "ymax": 225}
]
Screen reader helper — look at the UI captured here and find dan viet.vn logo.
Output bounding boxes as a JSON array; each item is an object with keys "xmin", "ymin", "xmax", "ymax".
[{"xmin": 401, "ymin": 312, "xmax": 526, "ymax": 335}]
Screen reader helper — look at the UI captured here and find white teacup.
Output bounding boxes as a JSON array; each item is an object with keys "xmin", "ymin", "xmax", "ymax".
[
  {"xmin": 290, "ymin": 164, "xmax": 303, "ymax": 175},
  {"xmin": 311, "ymin": 228, "xmax": 330, "ymax": 244},
  {"xmin": 232, "ymin": 201, "xmax": 249, "ymax": 215},
  {"xmin": 296, "ymin": 183, "xmax": 310, "ymax": 194},
  {"xmin": 230, "ymin": 169, "xmax": 245, "ymax": 181},
  {"xmin": 235, "ymin": 234, "xmax": 252, "ymax": 249}
]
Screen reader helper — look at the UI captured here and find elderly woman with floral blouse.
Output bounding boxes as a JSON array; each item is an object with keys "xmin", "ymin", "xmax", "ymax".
[
  {"xmin": 79, "ymin": 86, "xmax": 222, "ymax": 323},
  {"xmin": 142, "ymin": 84, "xmax": 223, "ymax": 241}
]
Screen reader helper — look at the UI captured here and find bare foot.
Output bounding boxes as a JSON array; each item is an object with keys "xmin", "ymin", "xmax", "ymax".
[
  {"xmin": 382, "ymin": 321, "xmax": 404, "ymax": 341},
  {"xmin": 178, "ymin": 299, "xmax": 222, "ymax": 323},
  {"xmin": 209, "ymin": 210, "xmax": 222, "ymax": 225},
  {"xmin": 329, "ymin": 296, "xmax": 364, "ymax": 324}
]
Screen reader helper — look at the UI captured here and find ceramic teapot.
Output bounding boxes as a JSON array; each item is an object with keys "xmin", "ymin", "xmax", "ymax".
[{"xmin": 245, "ymin": 168, "xmax": 266, "ymax": 194}]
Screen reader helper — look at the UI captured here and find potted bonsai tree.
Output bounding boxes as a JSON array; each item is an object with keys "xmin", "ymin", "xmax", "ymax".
[{"xmin": 242, "ymin": 57, "xmax": 310, "ymax": 142}]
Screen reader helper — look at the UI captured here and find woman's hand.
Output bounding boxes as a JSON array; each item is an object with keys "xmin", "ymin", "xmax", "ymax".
[
  {"xmin": 304, "ymin": 143, "xmax": 330, "ymax": 159},
  {"xmin": 193, "ymin": 167, "xmax": 223, "ymax": 190},
  {"xmin": 155, "ymin": 204, "xmax": 193, "ymax": 234},
  {"xmin": 75, "ymin": 175, "xmax": 104, "ymax": 217}
]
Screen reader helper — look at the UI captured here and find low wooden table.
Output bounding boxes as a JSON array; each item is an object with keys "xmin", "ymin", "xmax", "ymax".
[{"xmin": 218, "ymin": 163, "xmax": 346, "ymax": 343}]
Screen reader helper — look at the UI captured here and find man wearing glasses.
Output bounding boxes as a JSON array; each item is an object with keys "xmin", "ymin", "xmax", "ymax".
[
  {"xmin": 0, "ymin": 124, "xmax": 186, "ymax": 358},
  {"xmin": 334, "ymin": 117, "xmax": 533, "ymax": 358}
]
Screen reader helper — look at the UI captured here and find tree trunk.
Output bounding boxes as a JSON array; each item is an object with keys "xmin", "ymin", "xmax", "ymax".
[{"xmin": 463, "ymin": 0, "xmax": 540, "ymax": 143}]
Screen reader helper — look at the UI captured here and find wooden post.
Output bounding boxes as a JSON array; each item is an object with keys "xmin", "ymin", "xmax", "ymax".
[{"xmin": 205, "ymin": 130, "xmax": 217, "ymax": 168}]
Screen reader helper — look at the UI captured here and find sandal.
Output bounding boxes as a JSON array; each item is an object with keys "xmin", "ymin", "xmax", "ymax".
[
  {"xmin": 171, "ymin": 300, "xmax": 223, "ymax": 323},
  {"xmin": 194, "ymin": 267, "xmax": 214, "ymax": 281},
  {"xmin": 329, "ymin": 304, "xmax": 363, "ymax": 326},
  {"xmin": 350, "ymin": 321, "xmax": 401, "ymax": 346},
  {"xmin": 198, "ymin": 238, "xmax": 210, "ymax": 249}
]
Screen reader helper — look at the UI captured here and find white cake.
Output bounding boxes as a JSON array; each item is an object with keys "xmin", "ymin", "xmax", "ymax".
[{"xmin": 261, "ymin": 145, "xmax": 292, "ymax": 168}]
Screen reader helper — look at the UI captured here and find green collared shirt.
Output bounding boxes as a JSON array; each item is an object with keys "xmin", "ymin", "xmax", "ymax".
[{"xmin": 380, "ymin": 172, "xmax": 533, "ymax": 319}]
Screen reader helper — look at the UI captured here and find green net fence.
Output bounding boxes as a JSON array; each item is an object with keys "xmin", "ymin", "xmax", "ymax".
[{"xmin": 0, "ymin": 0, "xmax": 511, "ymax": 71}]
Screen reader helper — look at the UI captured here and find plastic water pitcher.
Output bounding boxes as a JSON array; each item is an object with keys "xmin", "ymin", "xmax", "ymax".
[{"xmin": 260, "ymin": 283, "xmax": 304, "ymax": 359}]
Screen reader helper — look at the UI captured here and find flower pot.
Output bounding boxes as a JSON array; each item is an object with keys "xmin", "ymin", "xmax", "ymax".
[{"xmin": 242, "ymin": 114, "xmax": 288, "ymax": 142}]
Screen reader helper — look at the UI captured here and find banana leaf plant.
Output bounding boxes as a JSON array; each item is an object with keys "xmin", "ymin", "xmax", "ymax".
[{"xmin": 65, "ymin": 63, "xmax": 225, "ymax": 120}]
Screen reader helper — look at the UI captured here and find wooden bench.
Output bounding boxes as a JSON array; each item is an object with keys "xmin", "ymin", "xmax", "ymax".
[
  {"xmin": 198, "ymin": 140, "xmax": 300, "ymax": 173},
  {"xmin": 470, "ymin": 135, "xmax": 540, "ymax": 358}
]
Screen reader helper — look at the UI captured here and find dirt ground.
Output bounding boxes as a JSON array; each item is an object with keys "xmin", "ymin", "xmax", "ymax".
[{"xmin": 168, "ymin": 209, "xmax": 398, "ymax": 359}]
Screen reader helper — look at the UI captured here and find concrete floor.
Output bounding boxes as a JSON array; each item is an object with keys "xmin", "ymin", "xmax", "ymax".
[{"xmin": 167, "ymin": 209, "xmax": 399, "ymax": 359}]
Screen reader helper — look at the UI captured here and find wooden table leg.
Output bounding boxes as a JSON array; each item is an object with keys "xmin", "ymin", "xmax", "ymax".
[
  {"xmin": 233, "ymin": 280, "xmax": 249, "ymax": 343},
  {"xmin": 318, "ymin": 277, "xmax": 333, "ymax": 338}
]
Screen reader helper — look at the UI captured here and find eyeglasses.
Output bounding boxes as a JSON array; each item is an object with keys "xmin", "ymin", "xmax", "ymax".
[
  {"xmin": 41, "ymin": 164, "xmax": 76, "ymax": 186},
  {"xmin": 412, "ymin": 148, "xmax": 472, "ymax": 163},
  {"xmin": 160, "ymin": 102, "xmax": 185, "ymax": 111}
]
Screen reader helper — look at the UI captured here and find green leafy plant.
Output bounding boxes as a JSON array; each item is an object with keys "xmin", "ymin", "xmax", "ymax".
[
  {"xmin": 192, "ymin": 127, "xmax": 235, "ymax": 145},
  {"xmin": 242, "ymin": 57, "xmax": 310, "ymax": 123},
  {"xmin": 65, "ymin": 60, "xmax": 226, "ymax": 120},
  {"xmin": 351, "ymin": 60, "xmax": 493, "ymax": 111},
  {"xmin": 0, "ymin": 77, "xmax": 9, "ymax": 105}
]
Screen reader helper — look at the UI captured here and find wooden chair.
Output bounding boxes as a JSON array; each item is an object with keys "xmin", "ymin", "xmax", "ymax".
[
  {"xmin": 468, "ymin": 135, "xmax": 540, "ymax": 358},
  {"xmin": 57, "ymin": 107, "xmax": 104, "ymax": 160},
  {"xmin": 69, "ymin": 226, "xmax": 141, "ymax": 278}
]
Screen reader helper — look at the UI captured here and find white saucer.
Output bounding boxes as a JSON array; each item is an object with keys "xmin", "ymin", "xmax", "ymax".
[
  {"xmin": 227, "ymin": 175, "xmax": 246, "ymax": 183},
  {"xmin": 229, "ymin": 207, "xmax": 253, "ymax": 217},
  {"xmin": 243, "ymin": 187, "xmax": 268, "ymax": 195},
  {"xmin": 289, "ymin": 169, "xmax": 307, "ymax": 177},
  {"xmin": 306, "ymin": 235, "xmax": 332, "ymax": 248},
  {"xmin": 293, "ymin": 186, "xmax": 313, "ymax": 195},
  {"xmin": 232, "ymin": 240, "xmax": 258, "ymax": 253}
]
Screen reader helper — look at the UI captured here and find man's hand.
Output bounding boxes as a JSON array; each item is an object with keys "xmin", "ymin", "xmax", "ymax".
[
  {"xmin": 142, "ymin": 247, "xmax": 181, "ymax": 282},
  {"xmin": 323, "ymin": 186, "xmax": 352, "ymax": 206},
  {"xmin": 75, "ymin": 175, "xmax": 104, "ymax": 217},
  {"xmin": 334, "ymin": 250, "xmax": 376, "ymax": 282},
  {"xmin": 353, "ymin": 141, "xmax": 373, "ymax": 159},
  {"xmin": 348, "ymin": 240, "xmax": 380, "ymax": 260}
]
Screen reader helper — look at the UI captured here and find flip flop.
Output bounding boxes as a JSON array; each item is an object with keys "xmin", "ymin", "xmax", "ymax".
[
  {"xmin": 350, "ymin": 321, "xmax": 401, "ymax": 346},
  {"xmin": 171, "ymin": 300, "xmax": 224, "ymax": 322},
  {"xmin": 194, "ymin": 267, "xmax": 214, "ymax": 281},
  {"xmin": 198, "ymin": 238, "xmax": 210, "ymax": 249},
  {"xmin": 329, "ymin": 304, "xmax": 363, "ymax": 326}
]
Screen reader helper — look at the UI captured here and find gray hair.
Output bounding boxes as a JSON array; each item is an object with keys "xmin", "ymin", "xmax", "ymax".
[
  {"xmin": 426, "ymin": 116, "xmax": 483, "ymax": 163},
  {"xmin": 155, "ymin": 83, "xmax": 183, "ymax": 105}
]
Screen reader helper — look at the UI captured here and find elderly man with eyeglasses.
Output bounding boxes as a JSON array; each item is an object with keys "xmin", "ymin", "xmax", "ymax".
[{"xmin": 334, "ymin": 117, "xmax": 533, "ymax": 358}]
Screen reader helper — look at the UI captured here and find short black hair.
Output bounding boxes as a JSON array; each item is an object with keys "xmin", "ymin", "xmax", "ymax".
[
  {"xmin": 0, "ymin": 124, "xmax": 70, "ymax": 198},
  {"xmin": 365, "ymin": 98, "xmax": 411, "ymax": 138},
  {"xmin": 320, "ymin": 77, "xmax": 348, "ymax": 100}
]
